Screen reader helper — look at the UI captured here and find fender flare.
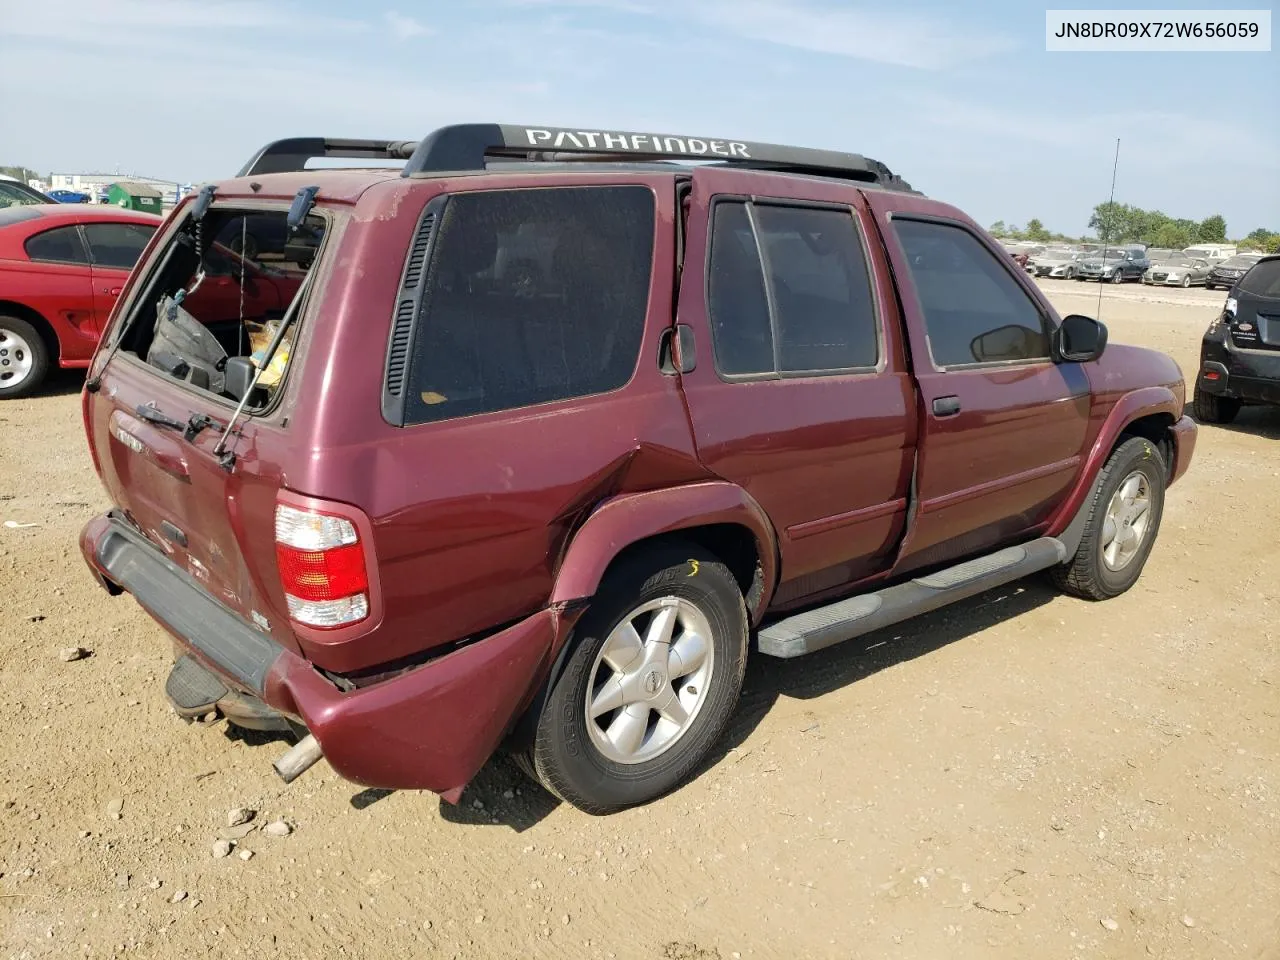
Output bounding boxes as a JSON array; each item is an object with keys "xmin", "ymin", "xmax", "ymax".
[
  {"xmin": 1045, "ymin": 385, "xmax": 1180, "ymax": 538},
  {"xmin": 549, "ymin": 480, "xmax": 780, "ymax": 623}
]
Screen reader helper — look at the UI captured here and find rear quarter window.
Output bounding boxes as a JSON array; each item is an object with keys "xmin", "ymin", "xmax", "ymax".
[
  {"xmin": 402, "ymin": 185, "xmax": 655, "ymax": 424},
  {"xmin": 1238, "ymin": 260, "xmax": 1280, "ymax": 298},
  {"xmin": 24, "ymin": 226, "xmax": 89, "ymax": 264}
]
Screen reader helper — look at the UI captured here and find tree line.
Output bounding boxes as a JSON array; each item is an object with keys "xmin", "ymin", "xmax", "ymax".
[{"xmin": 991, "ymin": 203, "xmax": 1280, "ymax": 253}]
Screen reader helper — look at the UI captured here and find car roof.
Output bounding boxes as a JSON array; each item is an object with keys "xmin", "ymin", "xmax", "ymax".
[{"xmin": 0, "ymin": 204, "xmax": 162, "ymax": 227}]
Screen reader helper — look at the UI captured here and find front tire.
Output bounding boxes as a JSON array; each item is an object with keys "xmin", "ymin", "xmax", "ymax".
[
  {"xmin": 0, "ymin": 316, "xmax": 50, "ymax": 399},
  {"xmin": 1110, "ymin": 270, "xmax": 1123, "ymax": 284},
  {"xmin": 1193, "ymin": 387, "xmax": 1241, "ymax": 424},
  {"xmin": 1052, "ymin": 437, "xmax": 1166, "ymax": 601},
  {"xmin": 529, "ymin": 544, "xmax": 748, "ymax": 814},
  {"xmin": 1181, "ymin": 275, "xmax": 1191, "ymax": 288}
]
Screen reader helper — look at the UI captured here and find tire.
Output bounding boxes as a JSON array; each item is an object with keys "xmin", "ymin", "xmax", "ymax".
[
  {"xmin": 1205, "ymin": 283, "xmax": 1217, "ymax": 291},
  {"xmin": 529, "ymin": 544, "xmax": 748, "ymax": 814},
  {"xmin": 1110, "ymin": 270, "xmax": 1123, "ymax": 284},
  {"xmin": 1052, "ymin": 437, "xmax": 1166, "ymax": 601},
  {"xmin": 229, "ymin": 233, "xmax": 259, "ymax": 261},
  {"xmin": 1065, "ymin": 268, "xmax": 1075, "ymax": 279},
  {"xmin": 1181, "ymin": 275, "xmax": 1191, "ymax": 288},
  {"xmin": 1192, "ymin": 387, "xmax": 1241, "ymax": 424},
  {"xmin": 0, "ymin": 315, "xmax": 50, "ymax": 399}
]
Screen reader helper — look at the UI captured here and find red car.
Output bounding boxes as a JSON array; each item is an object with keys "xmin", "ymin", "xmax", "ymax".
[
  {"xmin": 0, "ymin": 205, "xmax": 300, "ymax": 398},
  {"xmin": 80, "ymin": 125, "xmax": 1195, "ymax": 813}
]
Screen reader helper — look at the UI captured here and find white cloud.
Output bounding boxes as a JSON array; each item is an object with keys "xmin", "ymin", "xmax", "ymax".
[
  {"xmin": 0, "ymin": 0, "xmax": 365, "ymax": 41},
  {"xmin": 384, "ymin": 11, "xmax": 431, "ymax": 40},
  {"xmin": 499, "ymin": 0, "xmax": 1016, "ymax": 68},
  {"xmin": 692, "ymin": 0, "xmax": 1016, "ymax": 69}
]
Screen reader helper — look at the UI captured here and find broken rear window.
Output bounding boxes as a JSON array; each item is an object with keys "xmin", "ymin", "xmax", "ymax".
[{"xmin": 112, "ymin": 208, "xmax": 325, "ymax": 407}]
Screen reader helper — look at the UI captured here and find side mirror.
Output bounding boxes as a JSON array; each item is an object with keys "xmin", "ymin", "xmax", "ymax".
[{"xmin": 1055, "ymin": 314, "xmax": 1108, "ymax": 363}]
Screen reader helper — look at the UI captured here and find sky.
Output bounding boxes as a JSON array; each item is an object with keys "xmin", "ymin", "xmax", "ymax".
[{"xmin": 0, "ymin": 0, "xmax": 1276, "ymax": 237}]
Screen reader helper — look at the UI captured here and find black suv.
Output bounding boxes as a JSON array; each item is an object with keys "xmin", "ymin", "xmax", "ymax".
[{"xmin": 1195, "ymin": 254, "xmax": 1280, "ymax": 422}]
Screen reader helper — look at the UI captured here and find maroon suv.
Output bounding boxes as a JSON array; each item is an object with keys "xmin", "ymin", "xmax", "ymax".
[{"xmin": 79, "ymin": 125, "xmax": 1196, "ymax": 813}]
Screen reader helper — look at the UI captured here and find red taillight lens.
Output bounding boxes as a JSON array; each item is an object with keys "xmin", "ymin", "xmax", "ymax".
[
  {"xmin": 275, "ymin": 543, "xmax": 368, "ymax": 601},
  {"xmin": 275, "ymin": 504, "xmax": 370, "ymax": 629}
]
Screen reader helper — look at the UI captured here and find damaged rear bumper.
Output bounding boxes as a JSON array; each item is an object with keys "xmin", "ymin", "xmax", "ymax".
[{"xmin": 80, "ymin": 512, "xmax": 576, "ymax": 801}]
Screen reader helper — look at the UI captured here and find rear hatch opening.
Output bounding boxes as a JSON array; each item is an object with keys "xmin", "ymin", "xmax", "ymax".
[
  {"xmin": 102, "ymin": 206, "xmax": 326, "ymax": 409},
  {"xmin": 83, "ymin": 202, "xmax": 335, "ymax": 659}
]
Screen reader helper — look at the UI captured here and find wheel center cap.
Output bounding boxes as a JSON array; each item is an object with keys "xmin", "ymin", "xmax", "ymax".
[{"xmin": 642, "ymin": 668, "xmax": 666, "ymax": 697}]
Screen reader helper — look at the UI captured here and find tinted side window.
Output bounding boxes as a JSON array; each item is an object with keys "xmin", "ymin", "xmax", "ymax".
[
  {"xmin": 404, "ymin": 186, "xmax": 654, "ymax": 424},
  {"xmin": 707, "ymin": 203, "xmax": 772, "ymax": 375},
  {"xmin": 83, "ymin": 222, "xmax": 156, "ymax": 270},
  {"xmin": 0, "ymin": 183, "xmax": 42, "ymax": 208},
  {"xmin": 893, "ymin": 219, "xmax": 1050, "ymax": 367},
  {"xmin": 24, "ymin": 226, "xmax": 88, "ymax": 264},
  {"xmin": 707, "ymin": 201, "xmax": 878, "ymax": 376}
]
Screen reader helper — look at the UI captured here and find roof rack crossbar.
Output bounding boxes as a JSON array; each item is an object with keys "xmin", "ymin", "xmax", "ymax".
[{"xmin": 236, "ymin": 138, "xmax": 418, "ymax": 178}]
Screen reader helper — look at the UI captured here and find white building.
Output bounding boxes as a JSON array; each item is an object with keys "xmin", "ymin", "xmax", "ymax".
[{"xmin": 49, "ymin": 173, "xmax": 183, "ymax": 204}]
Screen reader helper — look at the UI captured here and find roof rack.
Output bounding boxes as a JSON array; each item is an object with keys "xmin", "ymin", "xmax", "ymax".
[
  {"xmin": 238, "ymin": 124, "xmax": 918, "ymax": 193},
  {"xmin": 236, "ymin": 138, "xmax": 419, "ymax": 178}
]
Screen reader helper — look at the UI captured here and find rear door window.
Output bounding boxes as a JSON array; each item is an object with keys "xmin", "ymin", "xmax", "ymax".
[
  {"xmin": 403, "ymin": 185, "xmax": 655, "ymax": 424},
  {"xmin": 706, "ymin": 200, "xmax": 879, "ymax": 377},
  {"xmin": 25, "ymin": 226, "xmax": 89, "ymax": 264},
  {"xmin": 892, "ymin": 218, "xmax": 1050, "ymax": 367},
  {"xmin": 82, "ymin": 222, "xmax": 157, "ymax": 270}
]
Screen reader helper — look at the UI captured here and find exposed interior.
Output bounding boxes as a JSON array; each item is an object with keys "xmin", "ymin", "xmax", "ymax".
[{"xmin": 114, "ymin": 208, "xmax": 325, "ymax": 408}]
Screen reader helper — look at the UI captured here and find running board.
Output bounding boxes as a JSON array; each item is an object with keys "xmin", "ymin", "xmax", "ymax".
[{"xmin": 757, "ymin": 537, "xmax": 1068, "ymax": 659}]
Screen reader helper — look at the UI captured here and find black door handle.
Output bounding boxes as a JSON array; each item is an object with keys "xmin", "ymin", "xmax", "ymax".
[{"xmin": 933, "ymin": 395, "xmax": 962, "ymax": 417}]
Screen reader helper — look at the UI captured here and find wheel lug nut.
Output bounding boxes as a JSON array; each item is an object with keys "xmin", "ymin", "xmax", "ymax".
[{"xmin": 686, "ymin": 685, "xmax": 697, "ymax": 695}]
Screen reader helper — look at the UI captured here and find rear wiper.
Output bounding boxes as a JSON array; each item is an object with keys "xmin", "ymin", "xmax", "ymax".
[
  {"xmin": 135, "ymin": 403, "xmax": 224, "ymax": 444},
  {"xmin": 135, "ymin": 402, "xmax": 186, "ymax": 431}
]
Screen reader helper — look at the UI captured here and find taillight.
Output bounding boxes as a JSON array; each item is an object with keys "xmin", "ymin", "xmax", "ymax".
[{"xmin": 274, "ymin": 504, "xmax": 370, "ymax": 629}]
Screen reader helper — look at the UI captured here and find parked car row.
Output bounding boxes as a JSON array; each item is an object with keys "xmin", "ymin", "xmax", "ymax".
[{"xmin": 1010, "ymin": 241, "xmax": 1261, "ymax": 288}]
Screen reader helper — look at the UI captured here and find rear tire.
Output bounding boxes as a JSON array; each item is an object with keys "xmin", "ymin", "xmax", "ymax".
[
  {"xmin": 0, "ymin": 315, "xmax": 50, "ymax": 399},
  {"xmin": 1192, "ymin": 387, "xmax": 1241, "ymax": 424},
  {"xmin": 1052, "ymin": 437, "xmax": 1166, "ymax": 601},
  {"xmin": 529, "ymin": 544, "xmax": 748, "ymax": 814}
]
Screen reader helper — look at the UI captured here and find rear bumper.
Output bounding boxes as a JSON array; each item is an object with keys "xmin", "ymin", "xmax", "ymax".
[
  {"xmin": 80, "ymin": 512, "xmax": 576, "ymax": 799},
  {"xmin": 1198, "ymin": 339, "xmax": 1280, "ymax": 405}
]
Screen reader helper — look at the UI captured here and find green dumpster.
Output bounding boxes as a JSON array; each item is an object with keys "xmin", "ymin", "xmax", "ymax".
[{"xmin": 107, "ymin": 181, "xmax": 164, "ymax": 216}]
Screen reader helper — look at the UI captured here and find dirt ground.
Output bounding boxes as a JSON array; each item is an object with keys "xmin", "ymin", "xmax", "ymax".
[{"xmin": 2, "ymin": 279, "xmax": 1278, "ymax": 960}]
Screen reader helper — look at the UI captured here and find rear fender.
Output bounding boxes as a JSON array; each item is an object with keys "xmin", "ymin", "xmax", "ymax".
[
  {"xmin": 549, "ymin": 481, "xmax": 779, "ymax": 623},
  {"xmin": 1044, "ymin": 386, "xmax": 1182, "ymax": 537}
]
